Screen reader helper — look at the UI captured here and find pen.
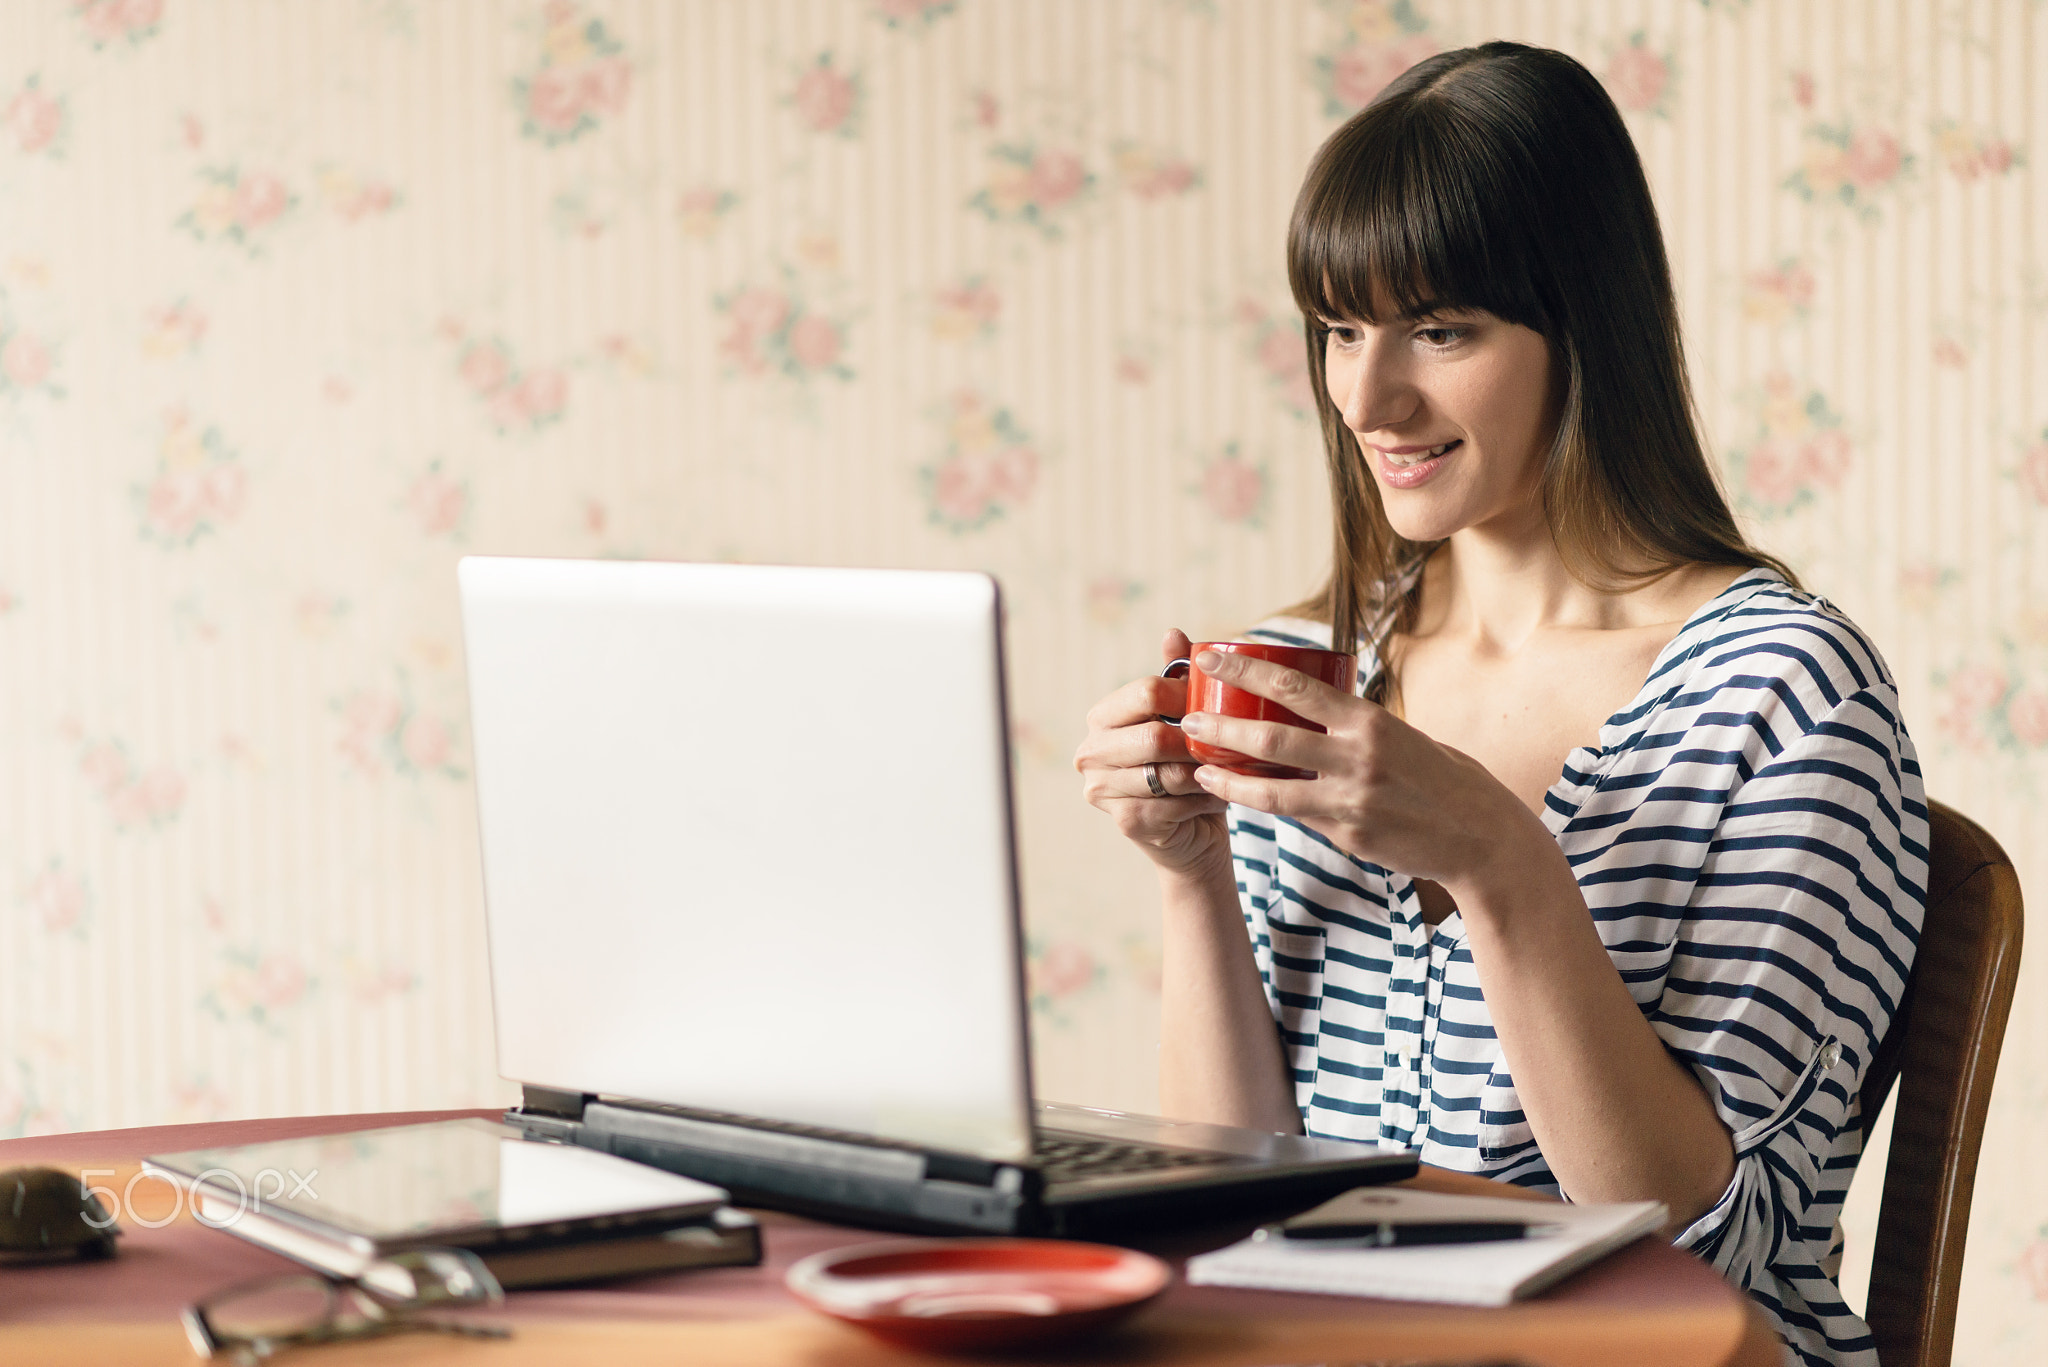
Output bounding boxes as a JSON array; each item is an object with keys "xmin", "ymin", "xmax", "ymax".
[{"xmin": 1272, "ymin": 1219, "xmax": 1552, "ymax": 1246}]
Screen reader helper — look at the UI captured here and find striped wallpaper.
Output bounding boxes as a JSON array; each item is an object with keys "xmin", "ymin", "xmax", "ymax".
[{"xmin": 0, "ymin": 1, "xmax": 2041, "ymax": 1353}]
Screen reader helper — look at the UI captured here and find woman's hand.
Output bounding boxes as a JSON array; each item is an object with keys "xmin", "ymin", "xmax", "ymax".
[
  {"xmin": 1074, "ymin": 629, "xmax": 1232, "ymax": 876},
  {"xmin": 1177, "ymin": 647, "xmax": 1546, "ymax": 892}
]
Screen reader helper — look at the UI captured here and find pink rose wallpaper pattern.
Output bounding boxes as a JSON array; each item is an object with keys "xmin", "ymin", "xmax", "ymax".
[
  {"xmin": 1723, "ymin": 372, "xmax": 1854, "ymax": 520},
  {"xmin": 442, "ymin": 324, "xmax": 573, "ymax": 433},
  {"xmin": 921, "ymin": 388, "xmax": 1038, "ymax": 530},
  {"xmin": 0, "ymin": 2, "xmax": 2044, "ymax": 1355},
  {"xmin": 4, "ymin": 75, "xmax": 69, "ymax": 156},
  {"xmin": 789, "ymin": 51, "xmax": 863, "ymax": 137},
  {"xmin": 716, "ymin": 278, "xmax": 856, "ymax": 383},
  {"xmin": 514, "ymin": 1, "xmax": 634, "ymax": 146}
]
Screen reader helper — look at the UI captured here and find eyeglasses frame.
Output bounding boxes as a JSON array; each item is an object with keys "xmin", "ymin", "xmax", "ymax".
[{"xmin": 180, "ymin": 1247, "xmax": 509, "ymax": 1363}]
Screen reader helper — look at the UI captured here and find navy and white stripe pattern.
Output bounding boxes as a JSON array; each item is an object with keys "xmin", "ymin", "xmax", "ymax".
[{"xmin": 1228, "ymin": 569, "xmax": 1926, "ymax": 1367}]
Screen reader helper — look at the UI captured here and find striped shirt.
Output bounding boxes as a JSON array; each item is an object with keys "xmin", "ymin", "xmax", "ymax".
[{"xmin": 1229, "ymin": 568, "xmax": 1925, "ymax": 1367}]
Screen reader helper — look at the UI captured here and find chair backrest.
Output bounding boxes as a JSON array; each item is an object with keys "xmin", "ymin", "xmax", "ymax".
[{"xmin": 1857, "ymin": 798, "xmax": 2024, "ymax": 1367}]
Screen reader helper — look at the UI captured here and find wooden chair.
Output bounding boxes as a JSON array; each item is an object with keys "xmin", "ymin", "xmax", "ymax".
[{"xmin": 1857, "ymin": 798, "xmax": 2024, "ymax": 1367}]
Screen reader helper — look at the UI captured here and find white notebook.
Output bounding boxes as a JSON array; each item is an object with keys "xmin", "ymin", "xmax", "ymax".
[{"xmin": 1186, "ymin": 1187, "xmax": 1666, "ymax": 1307}]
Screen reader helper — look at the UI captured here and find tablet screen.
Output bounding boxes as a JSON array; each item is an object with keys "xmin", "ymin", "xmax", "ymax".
[{"xmin": 149, "ymin": 1118, "xmax": 725, "ymax": 1241}]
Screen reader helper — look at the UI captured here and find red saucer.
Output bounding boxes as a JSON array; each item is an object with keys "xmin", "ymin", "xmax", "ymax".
[{"xmin": 784, "ymin": 1238, "xmax": 1173, "ymax": 1353}]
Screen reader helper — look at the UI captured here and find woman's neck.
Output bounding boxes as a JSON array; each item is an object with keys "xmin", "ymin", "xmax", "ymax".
[
  {"xmin": 1414, "ymin": 534, "xmax": 1597, "ymax": 654},
  {"xmin": 1411, "ymin": 529, "xmax": 1705, "ymax": 654}
]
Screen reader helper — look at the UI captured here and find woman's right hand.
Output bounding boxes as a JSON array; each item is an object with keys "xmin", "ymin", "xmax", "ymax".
[{"xmin": 1073, "ymin": 628, "xmax": 1232, "ymax": 875}]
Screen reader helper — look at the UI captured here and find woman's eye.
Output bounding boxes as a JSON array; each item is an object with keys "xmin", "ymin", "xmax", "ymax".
[
  {"xmin": 1415, "ymin": 326, "xmax": 1467, "ymax": 348},
  {"xmin": 1325, "ymin": 324, "xmax": 1361, "ymax": 345}
]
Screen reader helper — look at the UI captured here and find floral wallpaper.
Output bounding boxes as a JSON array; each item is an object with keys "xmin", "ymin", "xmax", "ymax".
[{"xmin": 0, "ymin": 0, "xmax": 2042, "ymax": 1355}]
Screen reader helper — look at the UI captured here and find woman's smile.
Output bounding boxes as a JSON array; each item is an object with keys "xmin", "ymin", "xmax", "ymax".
[{"xmin": 1369, "ymin": 439, "xmax": 1462, "ymax": 488}]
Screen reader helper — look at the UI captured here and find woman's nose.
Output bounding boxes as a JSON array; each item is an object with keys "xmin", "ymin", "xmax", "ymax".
[{"xmin": 1334, "ymin": 339, "xmax": 1415, "ymax": 435}]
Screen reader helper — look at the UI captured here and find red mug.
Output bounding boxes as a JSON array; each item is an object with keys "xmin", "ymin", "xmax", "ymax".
[{"xmin": 1161, "ymin": 641, "xmax": 1358, "ymax": 780}]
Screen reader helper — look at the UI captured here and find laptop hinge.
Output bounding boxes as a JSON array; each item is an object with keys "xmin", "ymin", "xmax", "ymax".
[{"xmin": 519, "ymin": 1085, "xmax": 592, "ymax": 1121}]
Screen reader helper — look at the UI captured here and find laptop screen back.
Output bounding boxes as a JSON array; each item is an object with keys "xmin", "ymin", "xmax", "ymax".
[{"xmin": 459, "ymin": 558, "xmax": 1035, "ymax": 1161}]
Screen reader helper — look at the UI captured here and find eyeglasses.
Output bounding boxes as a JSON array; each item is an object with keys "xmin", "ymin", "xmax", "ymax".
[{"xmin": 182, "ymin": 1247, "xmax": 512, "ymax": 1364}]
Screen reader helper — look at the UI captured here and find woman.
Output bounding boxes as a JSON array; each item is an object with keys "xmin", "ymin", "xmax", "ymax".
[{"xmin": 1074, "ymin": 42, "xmax": 1922, "ymax": 1367}]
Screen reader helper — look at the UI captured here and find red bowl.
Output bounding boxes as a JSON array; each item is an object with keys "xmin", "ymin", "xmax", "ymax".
[{"xmin": 784, "ymin": 1238, "xmax": 1172, "ymax": 1353}]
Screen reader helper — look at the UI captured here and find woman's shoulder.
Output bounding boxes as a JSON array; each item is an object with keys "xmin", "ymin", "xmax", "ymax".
[{"xmin": 1658, "ymin": 566, "xmax": 1905, "ymax": 735}]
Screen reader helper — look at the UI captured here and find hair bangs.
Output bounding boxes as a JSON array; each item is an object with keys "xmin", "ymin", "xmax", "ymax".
[{"xmin": 1288, "ymin": 97, "xmax": 1548, "ymax": 336}]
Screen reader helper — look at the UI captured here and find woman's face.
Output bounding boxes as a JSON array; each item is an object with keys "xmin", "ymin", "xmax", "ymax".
[{"xmin": 1320, "ymin": 304, "xmax": 1560, "ymax": 546}]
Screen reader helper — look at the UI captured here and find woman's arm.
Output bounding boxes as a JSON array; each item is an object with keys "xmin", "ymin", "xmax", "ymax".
[
  {"xmin": 1155, "ymin": 851, "xmax": 1303, "ymax": 1133},
  {"xmin": 1180, "ymin": 648, "xmax": 1734, "ymax": 1225},
  {"xmin": 1074, "ymin": 629, "xmax": 1298, "ymax": 1132},
  {"xmin": 1444, "ymin": 829, "xmax": 1734, "ymax": 1227}
]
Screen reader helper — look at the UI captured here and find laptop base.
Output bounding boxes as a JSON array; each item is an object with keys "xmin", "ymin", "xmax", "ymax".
[{"xmin": 506, "ymin": 1090, "xmax": 1418, "ymax": 1240}]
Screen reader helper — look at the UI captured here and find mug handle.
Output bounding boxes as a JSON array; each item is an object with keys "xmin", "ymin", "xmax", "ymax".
[{"xmin": 1155, "ymin": 658, "xmax": 1192, "ymax": 727}]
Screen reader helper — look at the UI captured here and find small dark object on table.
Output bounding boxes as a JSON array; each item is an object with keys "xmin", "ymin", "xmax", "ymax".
[{"xmin": 0, "ymin": 1165, "xmax": 122, "ymax": 1263}]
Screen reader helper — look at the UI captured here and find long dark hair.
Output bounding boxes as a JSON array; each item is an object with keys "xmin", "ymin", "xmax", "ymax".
[{"xmin": 1285, "ymin": 41, "xmax": 1795, "ymax": 669}]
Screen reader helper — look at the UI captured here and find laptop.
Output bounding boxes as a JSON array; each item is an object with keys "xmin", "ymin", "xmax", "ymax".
[{"xmin": 457, "ymin": 556, "xmax": 1415, "ymax": 1237}]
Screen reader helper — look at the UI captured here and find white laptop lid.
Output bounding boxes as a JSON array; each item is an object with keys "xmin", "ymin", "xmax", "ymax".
[{"xmin": 459, "ymin": 557, "xmax": 1035, "ymax": 1162}]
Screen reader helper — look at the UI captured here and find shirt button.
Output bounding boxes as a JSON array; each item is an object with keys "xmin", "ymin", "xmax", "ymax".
[{"xmin": 1819, "ymin": 1040, "xmax": 1842, "ymax": 1070}]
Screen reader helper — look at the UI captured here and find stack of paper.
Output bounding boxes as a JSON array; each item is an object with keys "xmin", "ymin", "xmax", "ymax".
[{"xmin": 1186, "ymin": 1187, "xmax": 1666, "ymax": 1306}]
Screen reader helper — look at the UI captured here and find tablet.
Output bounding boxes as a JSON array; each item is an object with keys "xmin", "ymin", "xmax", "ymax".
[{"xmin": 144, "ymin": 1118, "xmax": 728, "ymax": 1269}]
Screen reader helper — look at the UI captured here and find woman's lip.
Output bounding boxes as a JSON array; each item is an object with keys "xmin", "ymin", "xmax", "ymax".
[
  {"xmin": 1374, "ymin": 440, "xmax": 1459, "ymax": 489},
  {"xmin": 1371, "ymin": 441, "xmax": 1460, "ymax": 456}
]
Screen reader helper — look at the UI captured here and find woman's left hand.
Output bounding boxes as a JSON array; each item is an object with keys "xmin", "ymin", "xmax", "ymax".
[{"xmin": 1179, "ymin": 648, "xmax": 1545, "ymax": 891}]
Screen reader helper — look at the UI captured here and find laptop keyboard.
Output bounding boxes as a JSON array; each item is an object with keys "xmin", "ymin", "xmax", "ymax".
[
  {"xmin": 610, "ymin": 1101, "xmax": 1230, "ymax": 1183},
  {"xmin": 1033, "ymin": 1129, "xmax": 1230, "ymax": 1183}
]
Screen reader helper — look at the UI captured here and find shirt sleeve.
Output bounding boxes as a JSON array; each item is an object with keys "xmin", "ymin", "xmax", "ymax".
[{"xmin": 1656, "ymin": 679, "xmax": 1926, "ymax": 1346}]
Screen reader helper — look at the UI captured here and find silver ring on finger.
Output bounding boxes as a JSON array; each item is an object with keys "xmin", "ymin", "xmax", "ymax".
[{"xmin": 1143, "ymin": 762, "xmax": 1167, "ymax": 798}]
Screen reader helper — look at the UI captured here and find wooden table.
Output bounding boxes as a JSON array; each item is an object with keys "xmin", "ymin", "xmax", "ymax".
[{"xmin": 0, "ymin": 1109, "xmax": 1782, "ymax": 1366}]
